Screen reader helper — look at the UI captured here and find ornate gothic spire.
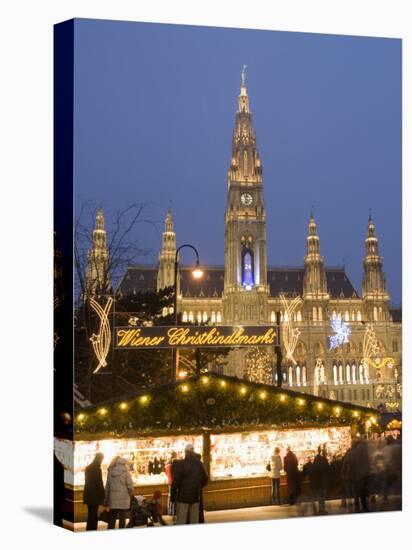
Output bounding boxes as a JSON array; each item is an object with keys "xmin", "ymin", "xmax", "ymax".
[
  {"xmin": 228, "ymin": 66, "xmax": 262, "ymax": 186},
  {"xmin": 157, "ymin": 209, "xmax": 176, "ymax": 290},
  {"xmin": 85, "ymin": 208, "xmax": 111, "ymax": 297},
  {"xmin": 362, "ymin": 213, "xmax": 388, "ymax": 299},
  {"xmin": 303, "ymin": 213, "xmax": 328, "ymax": 298}
]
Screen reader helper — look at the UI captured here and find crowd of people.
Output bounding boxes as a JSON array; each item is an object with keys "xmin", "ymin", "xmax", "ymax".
[
  {"xmin": 83, "ymin": 443, "xmax": 208, "ymax": 530},
  {"xmin": 268, "ymin": 435, "xmax": 402, "ymax": 516},
  {"xmin": 82, "ymin": 434, "xmax": 401, "ymax": 529}
]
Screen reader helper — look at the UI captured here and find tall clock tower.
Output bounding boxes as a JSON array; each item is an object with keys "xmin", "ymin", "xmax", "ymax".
[{"xmin": 223, "ymin": 67, "xmax": 269, "ymax": 325}]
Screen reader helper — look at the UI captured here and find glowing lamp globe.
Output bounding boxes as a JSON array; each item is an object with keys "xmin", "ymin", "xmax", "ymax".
[{"xmin": 192, "ymin": 266, "xmax": 204, "ymax": 279}]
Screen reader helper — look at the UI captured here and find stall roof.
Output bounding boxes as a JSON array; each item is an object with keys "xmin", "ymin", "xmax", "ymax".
[{"xmin": 75, "ymin": 374, "xmax": 378, "ymax": 439}]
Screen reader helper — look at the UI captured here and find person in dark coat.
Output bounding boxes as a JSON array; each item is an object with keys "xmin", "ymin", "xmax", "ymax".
[
  {"xmin": 171, "ymin": 444, "xmax": 208, "ymax": 524},
  {"xmin": 312, "ymin": 446, "xmax": 329, "ymax": 514},
  {"xmin": 283, "ymin": 446, "xmax": 301, "ymax": 505},
  {"xmin": 83, "ymin": 452, "xmax": 105, "ymax": 530},
  {"xmin": 340, "ymin": 447, "xmax": 354, "ymax": 508},
  {"xmin": 350, "ymin": 438, "xmax": 370, "ymax": 513}
]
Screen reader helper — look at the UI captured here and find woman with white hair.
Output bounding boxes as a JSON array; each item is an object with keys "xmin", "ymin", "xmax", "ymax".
[{"xmin": 104, "ymin": 456, "xmax": 134, "ymax": 529}]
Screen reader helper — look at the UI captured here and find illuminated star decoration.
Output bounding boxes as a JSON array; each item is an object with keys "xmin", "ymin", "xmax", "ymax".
[
  {"xmin": 280, "ymin": 294, "xmax": 302, "ymax": 365},
  {"xmin": 89, "ymin": 296, "xmax": 113, "ymax": 373},
  {"xmin": 328, "ymin": 318, "xmax": 351, "ymax": 350}
]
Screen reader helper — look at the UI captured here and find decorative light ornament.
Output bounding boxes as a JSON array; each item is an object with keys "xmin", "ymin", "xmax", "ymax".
[
  {"xmin": 119, "ymin": 402, "xmax": 128, "ymax": 410},
  {"xmin": 245, "ymin": 347, "xmax": 272, "ymax": 384},
  {"xmin": 280, "ymin": 294, "xmax": 302, "ymax": 365},
  {"xmin": 89, "ymin": 296, "xmax": 113, "ymax": 373},
  {"xmin": 361, "ymin": 324, "xmax": 395, "ymax": 379},
  {"xmin": 98, "ymin": 407, "xmax": 107, "ymax": 416},
  {"xmin": 328, "ymin": 318, "xmax": 351, "ymax": 350},
  {"xmin": 139, "ymin": 395, "xmax": 149, "ymax": 404}
]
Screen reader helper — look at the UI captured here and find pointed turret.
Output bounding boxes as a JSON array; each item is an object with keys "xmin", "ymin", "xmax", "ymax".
[
  {"xmin": 85, "ymin": 208, "xmax": 111, "ymax": 298},
  {"xmin": 362, "ymin": 213, "xmax": 389, "ymax": 320},
  {"xmin": 228, "ymin": 65, "xmax": 262, "ymax": 186},
  {"xmin": 157, "ymin": 209, "xmax": 176, "ymax": 290},
  {"xmin": 303, "ymin": 212, "xmax": 328, "ymax": 298},
  {"xmin": 303, "ymin": 212, "xmax": 329, "ymax": 325}
]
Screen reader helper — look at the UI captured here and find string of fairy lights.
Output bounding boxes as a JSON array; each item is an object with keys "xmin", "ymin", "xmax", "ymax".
[{"xmin": 75, "ymin": 374, "xmax": 378, "ymax": 431}]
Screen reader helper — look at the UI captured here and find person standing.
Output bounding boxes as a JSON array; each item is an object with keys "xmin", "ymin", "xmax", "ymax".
[
  {"xmin": 171, "ymin": 444, "xmax": 208, "ymax": 525},
  {"xmin": 283, "ymin": 446, "xmax": 301, "ymax": 505},
  {"xmin": 350, "ymin": 438, "xmax": 370, "ymax": 513},
  {"xmin": 104, "ymin": 456, "xmax": 134, "ymax": 529},
  {"xmin": 165, "ymin": 451, "xmax": 177, "ymax": 517},
  {"xmin": 312, "ymin": 446, "xmax": 329, "ymax": 514},
  {"xmin": 269, "ymin": 447, "xmax": 282, "ymax": 505},
  {"xmin": 83, "ymin": 452, "xmax": 105, "ymax": 530}
]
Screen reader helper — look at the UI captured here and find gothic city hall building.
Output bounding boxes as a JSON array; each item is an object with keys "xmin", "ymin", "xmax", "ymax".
[{"xmin": 97, "ymin": 69, "xmax": 401, "ymax": 411}]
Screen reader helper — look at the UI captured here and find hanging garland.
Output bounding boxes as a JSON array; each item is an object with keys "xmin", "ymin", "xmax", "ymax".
[{"xmin": 75, "ymin": 373, "xmax": 378, "ymax": 437}]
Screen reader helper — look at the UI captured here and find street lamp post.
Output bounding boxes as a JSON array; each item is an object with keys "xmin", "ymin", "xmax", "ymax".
[{"xmin": 172, "ymin": 244, "xmax": 203, "ymax": 380}]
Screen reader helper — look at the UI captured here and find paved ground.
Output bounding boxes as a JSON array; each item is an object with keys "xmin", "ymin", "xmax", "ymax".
[{"xmin": 68, "ymin": 495, "xmax": 402, "ymax": 531}]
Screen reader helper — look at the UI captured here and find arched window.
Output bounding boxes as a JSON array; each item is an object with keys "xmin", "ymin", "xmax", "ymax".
[
  {"xmin": 359, "ymin": 364, "xmax": 364, "ymax": 384},
  {"xmin": 344, "ymin": 310, "xmax": 349, "ymax": 322},
  {"xmin": 197, "ymin": 312, "xmax": 202, "ymax": 324},
  {"xmin": 318, "ymin": 307, "xmax": 323, "ymax": 321},
  {"xmin": 242, "ymin": 248, "xmax": 254, "ymax": 289},
  {"xmin": 339, "ymin": 364, "xmax": 343, "ymax": 384},
  {"xmin": 243, "ymin": 149, "xmax": 248, "ymax": 176},
  {"xmin": 352, "ymin": 364, "xmax": 357, "ymax": 384},
  {"xmin": 297, "ymin": 311, "xmax": 302, "ymax": 322},
  {"xmin": 357, "ymin": 310, "xmax": 362, "ymax": 321},
  {"xmin": 346, "ymin": 364, "xmax": 351, "ymax": 383},
  {"xmin": 302, "ymin": 366, "xmax": 307, "ymax": 386},
  {"xmin": 203, "ymin": 311, "xmax": 208, "ymax": 323},
  {"xmin": 211, "ymin": 311, "xmax": 216, "ymax": 323},
  {"xmin": 188, "ymin": 311, "xmax": 194, "ymax": 323},
  {"xmin": 379, "ymin": 306, "xmax": 383, "ymax": 320},
  {"xmin": 351, "ymin": 311, "xmax": 356, "ymax": 321},
  {"xmin": 320, "ymin": 364, "xmax": 326, "ymax": 384},
  {"xmin": 363, "ymin": 363, "xmax": 369, "ymax": 383},
  {"xmin": 270, "ymin": 311, "xmax": 276, "ymax": 323},
  {"xmin": 373, "ymin": 306, "xmax": 378, "ymax": 321},
  {"xmin": 296, "ymin": 365, "xmax": 301, "ymax": 386},
  {"xmin": 182, "ymin": 311, "xmax": 188, "ymax": 323},
  {"xmin": 333, "ymin": 364, "xmax": 338, "ymax": 385},
  {"xmin": 216, "ymin": 311, "xmax": 222, "ymax": 323},
  {"xmin": 332, "ymin": 310, "xmax": 337, "ymax": 319},
  {"xmin": 313, "ymin": 306, "xmax": 318, "ymax": 322},
  {"xmin": 288, "ymin": 366, "xmax": 293, "ymax": 386}
]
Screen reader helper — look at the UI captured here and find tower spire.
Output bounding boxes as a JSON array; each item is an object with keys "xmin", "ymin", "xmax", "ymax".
[
  {"xmin": 85, "ymin": 208, "xmax": 111, "ymax": 298},
  {"xmin": 303, "ymin": 213, "xmax": 328, "ymax": 300},
  {"xmin": 157, "ymin": 209, "xmax": 176, "ymax": 291},
  {"xmin": 362, "ymin": 213, "xmax": 389, "ymax": 311}
]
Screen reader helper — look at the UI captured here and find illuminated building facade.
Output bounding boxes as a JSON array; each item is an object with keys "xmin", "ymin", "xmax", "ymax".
[{"xmin": 117, "ymin": 69, "xmax": 402, "ymax": 411}]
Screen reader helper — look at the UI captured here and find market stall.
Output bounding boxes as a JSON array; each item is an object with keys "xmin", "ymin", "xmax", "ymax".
[{"xmin": 56, "ymin": 373, "xmax": 379, "ymax": 523}]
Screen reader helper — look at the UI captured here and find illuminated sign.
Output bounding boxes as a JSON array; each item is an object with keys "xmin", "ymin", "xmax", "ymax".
[{"xmin": 115, "ymin": 325, "xmax": 277, "ymax": 349}]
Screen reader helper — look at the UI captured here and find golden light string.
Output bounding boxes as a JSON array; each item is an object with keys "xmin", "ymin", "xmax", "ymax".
[
  {"xmin": 89, "ymin": 296, "xmax": 113, "ymax": 373},
  {"xmin": 76, "ymin": 378, "xmax": 367, "ymax": 425}
]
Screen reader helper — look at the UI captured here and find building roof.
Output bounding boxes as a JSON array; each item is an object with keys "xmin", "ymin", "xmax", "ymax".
[
  {"xmin": 118, "ymin": 264, "xmax": 360, "ymax": 299},
  {"xmin": 389, "ymin": 307, "xmax": 402, "ymax": 323},
  {"xmin": 76, "ymin": 373, "xmax": 377, "ymax": 438}
]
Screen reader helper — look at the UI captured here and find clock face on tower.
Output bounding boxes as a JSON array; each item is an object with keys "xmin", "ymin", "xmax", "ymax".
[{"xmin": 241, "ymin": 192, "xmax": 253, "ymax": 206}]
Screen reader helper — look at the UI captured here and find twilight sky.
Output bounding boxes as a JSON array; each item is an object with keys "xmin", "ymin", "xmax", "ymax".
[{"xmin": 73, "ymin": 19, "xmax": 401, "ymax": 304}]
